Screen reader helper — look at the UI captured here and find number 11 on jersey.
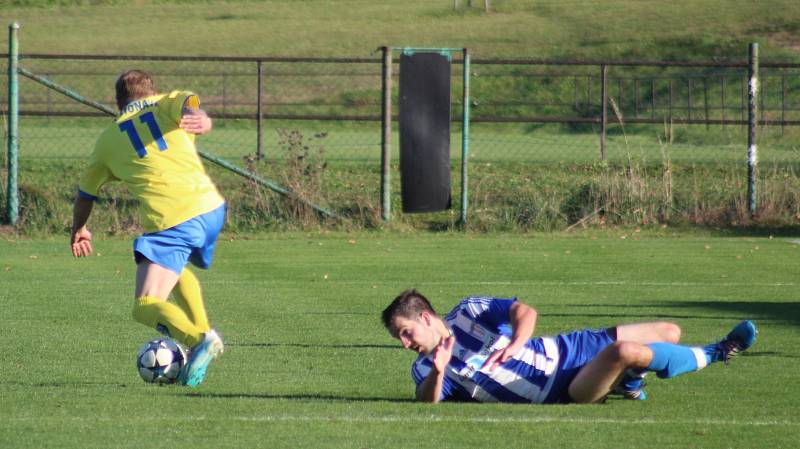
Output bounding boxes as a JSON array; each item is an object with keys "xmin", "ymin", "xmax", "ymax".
[{"xmin": 119, "ymin": 111, "xmax": 168, "ymax": 158}]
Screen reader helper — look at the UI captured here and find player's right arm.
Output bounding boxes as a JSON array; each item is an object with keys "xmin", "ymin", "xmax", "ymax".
[
  {"xmin": 415, "ymin": 335, "xmax": 454, "ymax": 403},
  {"xmin": 71, "ymin": 195, "xmax": 94, "ymax": 257},
  {"xmin": 72, "ymin": 142, "xmax": 114, "ymax": 258},
  {"xmin": 484, "ymin": 301, "xmax": 538, "ymax": 371}
]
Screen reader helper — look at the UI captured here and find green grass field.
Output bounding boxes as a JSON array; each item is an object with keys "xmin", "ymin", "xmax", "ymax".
[
  {"xmin": 4, "ymin": 0, "xmax": 800, "ymax": 61},
  {"xmin": 1, "ymin": 2, "xmax": 799, "ymax": 448},
  {"xmin": 2, "ymin": 232, "xmax": 798, "ymax": 448}
]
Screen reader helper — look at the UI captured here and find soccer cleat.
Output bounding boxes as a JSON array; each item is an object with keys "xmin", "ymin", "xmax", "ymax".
[
  {"xmin": 179, "ymin": 329, "xmax": 224, "ymax": 388},
  {"xmin": 612, "ymin": 369, "xmax": 648, "ymax": 401},
  {"xmin": 612, "ymin": 386, "xmax": 648, "ymax": 401},
  {"xmin": 704, "ymin": 320, "xmax": 757, "ymax": 364}
]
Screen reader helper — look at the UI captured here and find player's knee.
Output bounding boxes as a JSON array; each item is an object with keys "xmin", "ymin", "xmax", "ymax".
[
  {"xmin": 662, "ymin": 322, "xmax": 681, "ymax": 343},
  {"xmin": 611, "ymin": 341, "xmax": 650, "ymax": 367}
]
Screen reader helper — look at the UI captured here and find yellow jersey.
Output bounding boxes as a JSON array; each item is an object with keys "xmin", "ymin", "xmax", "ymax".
[{"xmin": 79, "ymin": 90, "xmax": 225, "ymax": 233}]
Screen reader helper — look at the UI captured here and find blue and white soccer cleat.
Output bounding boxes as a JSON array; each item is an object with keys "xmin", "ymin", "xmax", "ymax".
[
  {"xmin": 612, "ymin": 369, "xmax": 648, "ymax": 401},
  {"xmin": 612, "ymin": 385, "xmax": 648, "ymax": 401},
  {"xmin": 704, "ymin": 320, "xmax": 757, "ymax": 364},
  {"xmin": 179, "ymin": 330, "xmax": 224, "ymax": 388}
]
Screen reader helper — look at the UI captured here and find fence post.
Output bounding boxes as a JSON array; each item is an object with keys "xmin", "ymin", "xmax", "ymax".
[
  {"xmin": 721, "ymin": 76, "xmax": 726, "ymax": 125},
  {"xmin": 380, "ymin": 46, "xmax": 392, "ymax": 221},
  {"xmin": 256, "ymin": 61, "xmax": 264, "ymax": 160},
  {"xmin": 668, "ymin": 79, "xmax": 674, "ymax": 121},
  {"xmin": 703, "ymin": 77, "xmax": 710, "ymax": 130},
  {"xmin": 460, "ymin": 48, "xmax": 470, "ymax": 227},
  {"xmin": 781, "ymin": 70, "xmax": 786, "ymax": 136},
  {"xmin": 747, "ymin": 42, "xmax": 758, "ymax": 216},
  {"xmin": 6, "ymin": 22, "xmax": 19, "ymax": 226},
  {"xmin": 651, "ymin": 79, "xmax": 656, "ymax": 120},
  {"xmin": 222, "ymin": 73, "xmax": 227, "ymax": 116},
  {"xmin": 600, "ymin": 64, "xmax": 608, "ymax": 160}
]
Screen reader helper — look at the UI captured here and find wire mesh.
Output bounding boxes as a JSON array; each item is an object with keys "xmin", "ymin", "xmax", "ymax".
[{"xmin": 2, "ymin": 54, "xmax": 800, "ymax": 229}]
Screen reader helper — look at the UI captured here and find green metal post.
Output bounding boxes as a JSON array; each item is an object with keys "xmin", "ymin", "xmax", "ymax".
[
  {"xmin": 380, "ymin": 46, "xmax": 392, "ymax": 221},
  {"xmin": 256, "ymin": 61, "xmax": 264, "ymax": 160},
  {"xmin": 600, "ymin": 64, "xmax": 608, "ymax": 161},
  {"xmin": 747, "ymin": 42, "xmax": 758, "ymax": 216},
  {"xmin": 7, "ymin": 22, "xmax": 20, "ymax": 226},
  {"xmin": 460, "ymin": 48, "xmax": 470, "ymax": 227}
]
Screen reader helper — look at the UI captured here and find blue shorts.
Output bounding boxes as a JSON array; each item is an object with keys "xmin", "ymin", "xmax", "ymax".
[
  {"xmin": 543, "ymin": 328, "xmax": 616, "ymax": 404},
  {"xmin": 133, "ymin": 204, "xmax": 226, "ymax": 275}
]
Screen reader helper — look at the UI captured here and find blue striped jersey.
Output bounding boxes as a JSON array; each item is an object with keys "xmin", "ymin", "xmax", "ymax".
[{"xmin": 411, "ymin": 296, "xmax": 562, "ymax": 403}]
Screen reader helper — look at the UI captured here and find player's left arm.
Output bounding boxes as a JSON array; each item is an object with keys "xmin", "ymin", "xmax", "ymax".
[
  {"xmin": 179, "ymin": 95, "xmax": 212, "ymax": 135},
  {"xmin": 485, "ymin": 301, "xmax": 538, "ymax": 371}
]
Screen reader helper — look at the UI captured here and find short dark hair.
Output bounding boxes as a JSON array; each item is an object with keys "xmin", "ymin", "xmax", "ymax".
[
  {"xmin": 381, "ymin": 289, "xmax": 437, "ymax": 330},
  {"xmin": 115, "ymin": 69, "xmax": 156, "ymax": 110}
]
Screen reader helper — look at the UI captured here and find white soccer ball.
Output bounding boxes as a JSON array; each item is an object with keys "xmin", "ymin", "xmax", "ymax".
[{"xmin": 136, "ymin": 338, "xmax": 187, "ymax": 384}]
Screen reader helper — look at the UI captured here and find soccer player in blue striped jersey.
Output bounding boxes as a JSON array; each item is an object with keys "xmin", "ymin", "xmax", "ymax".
[{"xmin": 382, "ymin": 290, "xmax": 756, "ymax": 404}]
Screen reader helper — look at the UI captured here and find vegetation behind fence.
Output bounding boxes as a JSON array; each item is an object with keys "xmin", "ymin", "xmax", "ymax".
[{"xmin": 2, "ymin": 52, "xmax": 800, "ymax": 232}]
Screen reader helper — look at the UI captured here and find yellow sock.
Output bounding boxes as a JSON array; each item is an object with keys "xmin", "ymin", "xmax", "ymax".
[
  {"xmin": 132, "ymin": 295, "xmax": 204, "ymax": 348},
  {"xmin": 172, "ymin": 268, "xmax": 211, "ymax": 332}
]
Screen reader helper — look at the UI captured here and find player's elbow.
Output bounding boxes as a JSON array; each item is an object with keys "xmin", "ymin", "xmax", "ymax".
[
  {"xmin": 415, "ymin": 387, "xmax": 441, "ymax": 403},
  {"xmin": 415, "ymin": 394, "xmax": 441, "ymax": 404},
  {"xmin": 513, "ymin": 301, "xmax": 538, "ymax": 321}
]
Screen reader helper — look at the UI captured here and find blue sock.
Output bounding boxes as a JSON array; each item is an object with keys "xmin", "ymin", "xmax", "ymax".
[
  {"xmin": 646, "ymin": 343, "xmax": 705, "ymax": 379},
  {"xmin": 702, "ymin": 342, "xmax": 723, "ymax": 364}
]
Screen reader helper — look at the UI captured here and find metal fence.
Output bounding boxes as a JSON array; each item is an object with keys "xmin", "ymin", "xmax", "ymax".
[{"xmin": 3, "ymin": 51, "xmax": 800, "ymax": 229}]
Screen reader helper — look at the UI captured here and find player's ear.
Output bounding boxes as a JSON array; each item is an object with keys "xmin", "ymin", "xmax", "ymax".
[{"xmin": 420, "ymin": 311, "xmax": 431, "ymax": 326}]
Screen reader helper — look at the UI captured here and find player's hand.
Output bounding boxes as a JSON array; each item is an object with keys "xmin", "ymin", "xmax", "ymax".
[
  {"xmin": 71, "ymin": 227, "xmax": 93, "ymax": 257},
  {"xmin": 180, "ymin": 109, "xmax": 212, "ymax": 135},
  {"xmin": 485, "ymin": 342, "xmax": 523, "ymax": 372},
  {"xmin": 432, "ymin": 335, "xmax": 455, "ymax": 374}
]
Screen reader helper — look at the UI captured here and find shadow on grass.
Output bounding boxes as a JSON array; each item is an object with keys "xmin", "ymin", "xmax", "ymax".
[
  {"xmin": 673, "ymin": 300, "xmax": 800, "ymax": 326},
  {"xmin": 180, "ymin": 391, "xmax": 414, "ymax": 403},
  {"xmin": 704, "ymin": 226, "xmax": 800, "ymax": 238},
  {"xmin": 231, "ymin": 343, "xmax": 399, "ymax": 350},
  {"xmin": 545, "ymin": 311, "xmax": 744, "ymax": 322},
  {"xmin": 558, "ymin": 300, "xmax": 800, "ymax": 326},
  {"xmin": 0, "ymin": 381, "xmax": 129, "ymax": 388}
]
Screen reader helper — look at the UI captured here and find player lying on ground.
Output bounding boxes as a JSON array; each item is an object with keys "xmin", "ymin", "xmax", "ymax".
[
  {"xmin": 70, "ymin": 69, "xmax": 225, "ymax": 388},
  {"xmin": 381, "ymin": 289, "xmax": 757, "ymax": 403}
]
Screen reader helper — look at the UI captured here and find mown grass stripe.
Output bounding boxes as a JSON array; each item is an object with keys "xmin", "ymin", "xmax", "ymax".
[{"xmin": 6, "ymin": 415, "xmax": 798, "ymax": 426}]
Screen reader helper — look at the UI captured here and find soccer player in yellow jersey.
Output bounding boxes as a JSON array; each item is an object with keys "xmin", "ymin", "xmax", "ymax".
[{"xmin": 70, "ymin": 69, "xmax": 225, "ymax": 388}]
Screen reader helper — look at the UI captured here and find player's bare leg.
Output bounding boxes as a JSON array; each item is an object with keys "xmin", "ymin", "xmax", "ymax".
[
  {"xmin": 135, "ymin": 260, "xmax": 180, "ymax": 299},
  {"xmin": 567, "ymin": 341, "xmax": 652, "ymax": 404},
  {"xmin": 616, "ymin": 322, "xmax": 681, "ymax": 344}
]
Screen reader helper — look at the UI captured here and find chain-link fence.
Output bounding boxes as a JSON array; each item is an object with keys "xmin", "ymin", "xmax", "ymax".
[{"xmin": 2, "ymin": 53, "xmax": 800, "ymax": 231}]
